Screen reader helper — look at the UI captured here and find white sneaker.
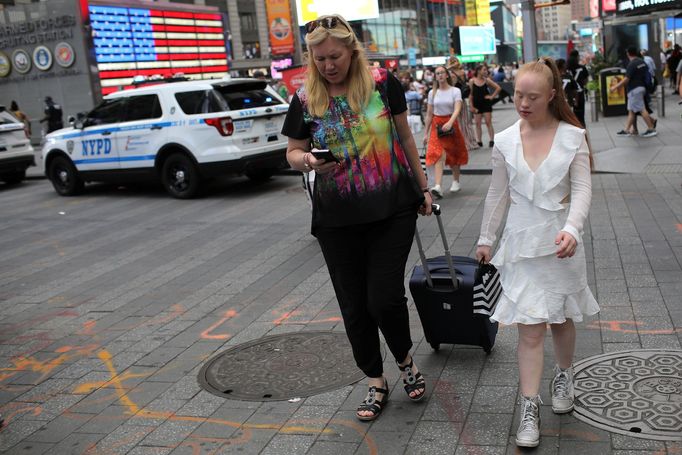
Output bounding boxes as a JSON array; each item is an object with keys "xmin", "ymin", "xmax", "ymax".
[
  {"xmin": 515, "ymin": 395, "xmax": 541, "ymax": 448},
  {"xmin": 430, "ymin": 185, "xmax": 443, "ymax": 199},
  {"xmin": 449, "ymin": 180, "xmax": 461, "ymax": 193},
  {"xmin": 551, "ymin": 365, "xmax": 575, "ymax": 414}
]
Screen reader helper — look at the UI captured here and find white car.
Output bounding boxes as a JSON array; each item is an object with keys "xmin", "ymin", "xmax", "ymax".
[
  {"xmin": 42, "ymin": 78, "xmax": 290, "ymax": 198},
  {"xmin": 0, "ymin": 106, "xmax": 34, "ymax": 184}
]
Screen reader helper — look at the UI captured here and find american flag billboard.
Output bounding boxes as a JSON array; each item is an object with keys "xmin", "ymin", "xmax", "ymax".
[{"xmin": 88, "ymin": 5, "xmax": 229, "ymax": 95}]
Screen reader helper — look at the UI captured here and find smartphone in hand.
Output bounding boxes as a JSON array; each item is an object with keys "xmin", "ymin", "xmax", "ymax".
[{"xmin": 311, "ymin": 149, "xmax": 339, "ymax": 163}]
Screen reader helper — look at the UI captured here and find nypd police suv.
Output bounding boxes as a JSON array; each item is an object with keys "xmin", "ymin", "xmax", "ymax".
[{"xmin": 42, "ymin": 78, "xmax": 290, "ymax": 198}]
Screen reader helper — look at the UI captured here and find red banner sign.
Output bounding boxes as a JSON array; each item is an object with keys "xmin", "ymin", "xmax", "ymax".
[{"xmin": 280, "ymin": 65, "xmax": 307, "ymax": 94}]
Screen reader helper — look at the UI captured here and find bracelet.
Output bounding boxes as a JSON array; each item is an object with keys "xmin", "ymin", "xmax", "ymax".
[{"xmin": 302, "ymin": 152, "xmax": 311, "ymax": 171}]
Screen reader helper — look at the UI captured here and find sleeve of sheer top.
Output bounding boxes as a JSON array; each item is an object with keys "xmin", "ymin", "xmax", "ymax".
[
  {"xmin": 561, "ymin": 135, "xmax": 592, "ymax": 244},
  {"xmin": 477, "ymin": 146, "xmax": 510, "ymax": 246}
]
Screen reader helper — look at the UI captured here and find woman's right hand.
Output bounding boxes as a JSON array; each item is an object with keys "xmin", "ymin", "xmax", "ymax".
[
  {"xmin": 476, "ymin": 245, "xmax": 492, "ymax": 263},
  {"xmin": 308, "ymin": 149, "xmax": 340, "ymax": 174},
  {"xmin": 422, "ymin": 134, "xmax": 429, "ymax": 145}
]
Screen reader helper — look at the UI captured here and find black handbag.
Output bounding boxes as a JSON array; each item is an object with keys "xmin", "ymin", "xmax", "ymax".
[
  {"xmin": 472, "ymin": 260, "xmax": 502, "ymax": 316},
  {"xmin": 436, "ymin": 125, "xmax": 455, "ymax": 137}
]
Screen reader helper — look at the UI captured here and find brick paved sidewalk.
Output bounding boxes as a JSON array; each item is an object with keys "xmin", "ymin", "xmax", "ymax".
[{"xmin": 1, "ymin": 90, "xmax": 681, "ymax": 455}]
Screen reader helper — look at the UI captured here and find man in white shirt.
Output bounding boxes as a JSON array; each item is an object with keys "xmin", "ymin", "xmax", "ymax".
[{"xmin": 641, "ymin": 49, "xmax": 656, "ymax": 77}]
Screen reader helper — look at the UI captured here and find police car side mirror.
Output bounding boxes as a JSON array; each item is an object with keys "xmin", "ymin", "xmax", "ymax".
[
  {"xmin": 75, "ymin": 120, "xmax": 84, "ymax": 130},
  {"xmin": 67, "ymin": 115, "xmax": 76, "ymax": 125}
]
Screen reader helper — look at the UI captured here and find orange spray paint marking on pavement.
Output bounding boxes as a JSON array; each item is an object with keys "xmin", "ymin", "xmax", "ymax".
[
  {"xmin": 0, "ymin": 404, "xmax": 43, "ymax": 428},
  {"xmin": 0, "ymin": 344, "xmax": 99, "ymax": 387},
  {"xmin": 200, "ymin": 309, "xmax": 237, "ymax": 340},
  {"xmin": 588, "ymin": 320, "xmax": 682, "ymax": 335},
  {"xmin": 273, "ymin": 310, "xmax": 297, "ymax": 325},
  {"xmin": 272, "ymin": 310, "xmax": 342, "ymax": 326},
  {"xmin": 676, "ymin": 224, "xmax": 682, "ymax": 233},
  {"xmin": 79, "ymin": 320, "xmax": 97, "ymax": 335},
  {"xmin": 94, "ymin": 350, "xmax": 141, "ymax": 415}
]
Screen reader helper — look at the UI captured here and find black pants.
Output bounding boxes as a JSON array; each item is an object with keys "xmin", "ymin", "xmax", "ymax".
[
  {"xmin": 316, "ymin": 209, "xmax": 416, "ymax": 378},
  {"xmin": 574, "ymin": 92, "xmax": 586, "ymax": 128}
]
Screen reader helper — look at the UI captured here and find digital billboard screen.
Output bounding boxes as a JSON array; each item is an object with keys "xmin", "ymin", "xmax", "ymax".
[
  {"xmin": 295, "ymin": 0, "xmax": 379, "ymax": 25},
  {"xmin": 88, "ymin": 5, "xmax": 228, "ymax": 95},
  {"xmin": 458, "ymin": 26, "xmax": 496, "ymax": 56}
]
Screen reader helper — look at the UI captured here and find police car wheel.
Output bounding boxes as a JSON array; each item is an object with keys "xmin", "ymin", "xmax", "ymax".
[
  {"xmin": 161, "ymin": 153, "xmax": 200, "ymax": 199},
  {"xmin": 49, "ymin": 156, "xmax": 84, "ymax": 196}
]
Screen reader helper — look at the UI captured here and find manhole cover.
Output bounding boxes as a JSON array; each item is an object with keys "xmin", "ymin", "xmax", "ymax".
[
  {"xmin": 573, "ymin": 349, "xmax": 682, "ymax": 441},
  {"xmin": 198, "ymin": 331, "xmax": 366, "ymax": 401}
]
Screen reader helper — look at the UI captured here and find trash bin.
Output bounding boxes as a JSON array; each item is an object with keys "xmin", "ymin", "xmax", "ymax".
[{"xmin": 600, "ymin": 67, "xmax": 628, "ymax": 117}]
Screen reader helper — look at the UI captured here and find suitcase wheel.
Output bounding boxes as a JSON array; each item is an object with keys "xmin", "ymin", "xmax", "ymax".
[
  {"xmin": 484, "ymin": 347, "xmax": 493, "ymax": 355},
  {"xmin": 430, "ymin": 342, "xmax": 440, "ymax": 351}
]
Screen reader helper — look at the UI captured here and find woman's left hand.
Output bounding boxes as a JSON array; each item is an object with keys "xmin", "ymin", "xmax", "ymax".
[
  {"xmin": 441, "ymin": 122, "xmax": 453, "ymax": 132},
  {"xmin": 484, "ymin": 94, "xmax": 493, "ymax": 100},
  {"xmin": 555, "ymin": 231, "xmax": 577, "ymax": 258},
  {"xmin": 419, "ymin": 191, "xmax": 433, "ymax": 216}
]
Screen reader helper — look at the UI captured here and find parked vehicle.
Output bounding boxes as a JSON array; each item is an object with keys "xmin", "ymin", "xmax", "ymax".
[
  {"xmin": 0, "ymin": 106, "xmax": 35, "ymax": 185},
  {"xmin": 42, "ymin": 77, "xmax": 290, "ymax": 198}
]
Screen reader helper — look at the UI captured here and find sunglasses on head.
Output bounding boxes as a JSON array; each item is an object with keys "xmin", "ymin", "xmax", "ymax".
[{"xmin": 305, "ymin": 15, "xmax": 348, "ymax": 33}]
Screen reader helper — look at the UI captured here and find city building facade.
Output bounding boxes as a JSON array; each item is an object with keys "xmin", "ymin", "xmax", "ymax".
[{"xmin": 535, "ymin": 4, "xmax": 572, "ymax": 41}]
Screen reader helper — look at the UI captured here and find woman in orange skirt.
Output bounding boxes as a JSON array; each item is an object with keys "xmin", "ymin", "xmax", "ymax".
[{"xmin": 423, "ymin": 65, "xmax": 468, "ymax": 198}]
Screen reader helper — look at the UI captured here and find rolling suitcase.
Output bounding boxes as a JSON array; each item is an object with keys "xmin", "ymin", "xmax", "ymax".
[{"xmin": 409, "ymin": 204, "xmax": 498, "ymax": 353}]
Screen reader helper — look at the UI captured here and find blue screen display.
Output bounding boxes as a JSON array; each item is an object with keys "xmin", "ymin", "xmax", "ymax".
[{"xmin": 459, "ymin": 27, "xmax": 496, "ymax": 56}]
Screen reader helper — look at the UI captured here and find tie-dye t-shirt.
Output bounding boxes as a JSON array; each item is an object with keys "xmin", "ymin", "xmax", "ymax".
[{"xmin": 282, "ymin": 69, "xmax": 422, "ymax": 231}]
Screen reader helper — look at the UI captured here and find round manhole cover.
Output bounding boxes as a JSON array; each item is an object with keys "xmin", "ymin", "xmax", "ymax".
[
  {"xmin": 573, "ymin": 349, "xmax": 682, "ymax": 440},
  {"xmin": 198, "ymin": 331, "xmax": 366, "ymax": 401}
]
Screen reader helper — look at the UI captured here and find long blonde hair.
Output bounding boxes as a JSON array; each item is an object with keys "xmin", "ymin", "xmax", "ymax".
[{"xmin": 303, "ymin": 15, "xmax": 374, "ymax": 117}]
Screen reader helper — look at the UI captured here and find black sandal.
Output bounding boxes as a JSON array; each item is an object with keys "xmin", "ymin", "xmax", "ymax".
[
  {"xmin": 398, "ymin": 358, "xmax": 426, "ymax": 401},
  {"xmin": 356, "ymin": 380, "xmax": 389, "ymax": 421}
]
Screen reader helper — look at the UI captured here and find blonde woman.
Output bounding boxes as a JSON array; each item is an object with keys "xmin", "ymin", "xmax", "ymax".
[
  {"xmin": 423, "ymin": 65, "xmax": 468, "ymax": 197},
  {"xmin": 282, "ymin": 14, "xmax": 432, "ymax": 422}
]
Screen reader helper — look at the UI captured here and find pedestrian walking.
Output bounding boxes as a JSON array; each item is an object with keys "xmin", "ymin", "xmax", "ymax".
[
  {"xmin": 281, "ymin": 14, "xmax": 431, "ymax": 422},
  {"xmin": 469, "ymin": 65, "xmax": 501, "ymax": 147},
  {"xmin": 403, "ymin": 77, "xmax": 423, "ymax": 134},
  {"xmin": 476, "ymin": 57, "xmax": 599, "ymax": 448},
  {"xmin": 610, "ymin": 47, "xmax": 658, "ymax": 138},
  {"xmin": 667, "ymin": 45, "xmax": 681, "ymax": 93},
  {"xmin": 447, "ymin": 59, "xmax": 479, "ymax": 151},
  {"xmin": 10, "ymin": 100, "xmax": 31, "ymax": 136},
  {"xmin": 556, "ymin": 59, "xmax": 579, "ymax": 117},
  {"xmin": 423, "ymin": 65, "xmax": 469, "ymax": 198},
  {"xmin": 567, "ymin": 50, "xmax": 588, "ymax": 128},
  {"xmin": 40, "ymin": 96, "xmax": 63, "ymax": 134}
]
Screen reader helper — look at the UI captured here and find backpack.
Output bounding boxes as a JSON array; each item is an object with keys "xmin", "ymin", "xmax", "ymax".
[
  {"xmin": 643, "ymin": 68, "xmax": 657, "ymax": 94},
  {"xmin": 457, "ymin": 80, "xmax": 471, "ymax": 99}
]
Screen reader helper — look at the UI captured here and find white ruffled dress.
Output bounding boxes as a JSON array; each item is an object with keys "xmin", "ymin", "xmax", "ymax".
[{"xmin": 477, "ymin": 120, "xmax": 599, "ymax": 325}]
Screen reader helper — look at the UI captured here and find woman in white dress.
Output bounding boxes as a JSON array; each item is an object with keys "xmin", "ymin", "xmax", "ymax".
[{"xmin": 476, "ymin": 57, "xmax": 599, "ymax": 448}]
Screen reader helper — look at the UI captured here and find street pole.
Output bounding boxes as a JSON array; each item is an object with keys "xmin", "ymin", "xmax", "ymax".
[
  {"xmin": 444, "ymin": 0, "xmax": 450, "ymax": 55},
  {"xmin": 520, "ymin": 0, "xmax": 538, "ymax": 62}
]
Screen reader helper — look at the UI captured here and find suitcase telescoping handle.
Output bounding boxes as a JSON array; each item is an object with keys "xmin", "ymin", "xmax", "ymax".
[{"xmin": 414, "ymin": 204, "xmax": 459, "ymax": 290}]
